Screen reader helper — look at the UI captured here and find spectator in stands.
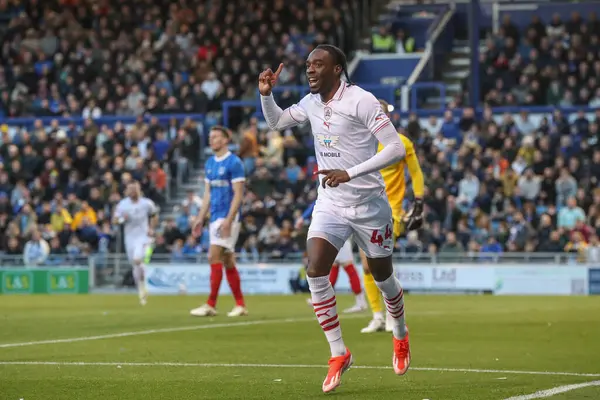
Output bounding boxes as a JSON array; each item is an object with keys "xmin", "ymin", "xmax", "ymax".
[
  {"xmin": 458, "ymin": 169, "xmax": 480, "ymax": 206},
  {"xmin": 23, "ymin": 229, "xmax": 49, "ymax": 266},
  {"xmin": 558, "ymin": 197, "xmax": 586, "ymax": 229},
  {"xmin": 587, "ymin": 235, "xmax": 600, "ymax": 263},
  {"xmin": 371, "ymin": 26, "xmax": 396, "ymax": 53},
  {"xmin": 395, "ymin": 29, "xmax": 415, "ymax": 54},
  {"xmin": 258, "ymin": 216, "xmax": 281, "ymax": 253},
  {"xmin": 518, "ymin": 169, "xmax": 541, "ymax": 201}
]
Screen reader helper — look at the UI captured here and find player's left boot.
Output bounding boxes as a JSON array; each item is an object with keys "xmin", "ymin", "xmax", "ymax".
[
  {"xmin": 190, "ymin": 304, "xmax": 218, "ymax": 317},
  {"xmin": 392, "ymin": 329, "xmax": 411, "ymax": 376},
  {"xmin": 227, "ymin": 305, "xmax": 248, "ymax": 317},
  {"xmin": 322, "ymin": 348, "xmax": 353, "ymax": 393},
  {"xmin": 306, "ymin": 298, "xmax": 313, "ymax": 306}
]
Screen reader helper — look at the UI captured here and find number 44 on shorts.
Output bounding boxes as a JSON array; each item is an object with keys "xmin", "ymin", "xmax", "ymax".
[{"xmin": 370, "ymin": 224, "xmax": 393, "ymax": 248}]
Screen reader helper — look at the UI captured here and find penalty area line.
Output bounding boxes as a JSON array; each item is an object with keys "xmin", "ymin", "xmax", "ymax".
[
  {"xmin": 0, "ymin": 361, "xmax": 599, "ymax": 378},
  {"xmin": 503, "ymin": 380, "xmax": 600, "ymax": 400}
]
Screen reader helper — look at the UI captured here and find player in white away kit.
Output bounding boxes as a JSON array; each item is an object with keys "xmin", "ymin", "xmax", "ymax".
[
  {"xmin": 113, "ymin": 182, "xmax": 158, "ymax": 305},
  {"xmin": 259, "ymin": 44, "xmax": 411, "ymax": 393}
]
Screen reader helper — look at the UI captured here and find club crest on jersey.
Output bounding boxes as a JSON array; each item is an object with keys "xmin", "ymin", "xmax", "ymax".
[
  {"xmin": 316, "ymin": 133, "xmax": 340, "ymax": 149},
  {"xmin": 324, "ymin": 106, "xmax": 332, "ymax": 121}
]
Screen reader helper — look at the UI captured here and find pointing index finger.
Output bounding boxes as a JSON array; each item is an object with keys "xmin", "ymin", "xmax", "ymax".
[
  {"xmin": 273, "ymin": 63, "xmax": 284, "ymax": 78},
  {"xmin": 315, "ymin": 170, "xmax": 330, "ymax": 175}
]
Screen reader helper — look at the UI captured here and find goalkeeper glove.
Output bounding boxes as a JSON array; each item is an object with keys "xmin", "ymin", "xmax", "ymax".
[{"xmin": 402, "ymin": 198, "xmax": 424, "ymax": 231}]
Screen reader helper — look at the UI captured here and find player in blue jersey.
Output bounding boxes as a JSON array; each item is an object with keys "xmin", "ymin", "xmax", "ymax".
[
  {"xmin": 296, "ymin": 201, "xmax": 366, "ymax": 312},
  {"xmin": 190, "ymin": 126, "xmax": 248, "ymax": 317}
]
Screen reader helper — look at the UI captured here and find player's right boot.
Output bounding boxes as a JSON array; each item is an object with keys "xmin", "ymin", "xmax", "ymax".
[
  {"xmin": 227, "ymin": 305, "xmax": 248, "ymax": 317},
  {"xmin": 360, "ymin": 317, "xmax": 385, "ymax": 333},
  {"xmin": 322, "ymin": 348, "xmax": 353, "ymax": 393},
  {"xmin": 392, "ymin": 329, "xmax": 411, "ymax": 375},
  {"xmin": 190, "ymin": 304, "xmax": 218, "ymax": 317}
]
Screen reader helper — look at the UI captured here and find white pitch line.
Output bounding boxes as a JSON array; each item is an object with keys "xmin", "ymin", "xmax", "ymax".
[
  {"xmin": 0, "ymin": 314, "xmax": 368, "ymax": 349},
  {"xmin": 503, "ymin": 380, "xmax": 600, "ymax": 399},
  {"xmin": 0, "ymin": 361, "xmax": 599, "ymax": 379},
  {"xmin": 0, "ymin": 312, "xmax": 448, "ymax": 349}
]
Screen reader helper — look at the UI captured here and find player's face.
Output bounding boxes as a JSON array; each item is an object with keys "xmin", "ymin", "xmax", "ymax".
[
  {"xmin": 209, "ymin": 129, "xmax": 228, "ymax": 152},
  {"xmin": 128, "ymin": 183, "xmax": 140, "ymax": 199},
  {"xmin": 306, "ymin": 49, "xmax": 338, "ymax": 95}
]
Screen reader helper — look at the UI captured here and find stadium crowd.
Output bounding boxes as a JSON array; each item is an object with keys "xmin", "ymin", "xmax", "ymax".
[
  {"xmin": 0, "ymin": 115, "xmax": 200, "ymax": 266},
  {"xmin": 0, "ymin": 0, "xmax": 357, "ymax": 122},
  {"xmin": 474, "ymin": 12, "xmax": 600, "ymax": 107},
  {"xmin": 1, "ymin": 0, "xmax": 600, "ymax": 266}
]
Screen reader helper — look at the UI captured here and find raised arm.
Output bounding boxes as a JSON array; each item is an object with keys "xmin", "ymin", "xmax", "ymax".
[
  {"xmin": 259, "ymin": 63, "xmax": 308, "ymax": 130},
  {"xmin": 346, "ymin": 95, "xmax": 406, "ymax": 180}
]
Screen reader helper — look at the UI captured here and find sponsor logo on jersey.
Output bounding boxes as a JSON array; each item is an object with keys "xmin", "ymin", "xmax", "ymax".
[
  {"xmin": 319, "ymin": 152, "xmax": 341, "ymax": 157},
  {"xmin": 316, "ymin": 133, "xmax": 340, "ymax": 149}
]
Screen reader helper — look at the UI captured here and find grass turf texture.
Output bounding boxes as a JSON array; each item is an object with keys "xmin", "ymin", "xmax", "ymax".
[{"xmin": 0, "ymin": 295, "xmax": 599, "ymax": 400}]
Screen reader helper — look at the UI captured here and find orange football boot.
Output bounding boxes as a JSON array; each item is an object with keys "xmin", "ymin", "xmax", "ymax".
[
  {"xmin": 392, "ymin": 330, "xmax": 411, "ymax": 375},
  {"xmin": 322, "ymin": 348, "xmax": 353, "ymax": 393}
]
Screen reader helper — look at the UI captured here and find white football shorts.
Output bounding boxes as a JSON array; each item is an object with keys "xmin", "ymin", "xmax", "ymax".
[
  {"xmin": 125, "ymin": 237, "xmax": 151, "ymax": 264},
  {"xmin": 307, "ymin": 194, "xmax": 394, "ymax": 258},
  {"xmin": 209, "ymin": 218, "xmax": 241, "ymax": 253},
  {"xmin": 334, "ymin": 239, "xmax": 354, "ymax": 264}
]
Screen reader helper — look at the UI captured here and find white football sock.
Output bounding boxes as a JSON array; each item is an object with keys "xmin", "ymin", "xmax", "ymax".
[
  {"xmin": 375, "ymin": 273, "xmax": 407, "ymax": 339},
  {"xmin": 133, "ymin": 265, "xmax": 147, "ymax": 299},
  {"xmin": 307, "ymin": 275, "xmax": 346, "ymax": 357}
]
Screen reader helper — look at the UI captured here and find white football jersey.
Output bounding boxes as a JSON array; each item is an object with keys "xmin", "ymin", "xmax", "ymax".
[
  {"xmin": 114, "ymin": 197, "xmax": 158, "ymax": 243},
  {"xmin": 287, "ymin": 84, "xmax": 391, "ymax": 206}
]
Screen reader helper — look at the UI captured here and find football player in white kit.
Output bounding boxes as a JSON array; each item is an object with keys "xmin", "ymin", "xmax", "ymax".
[
  {"xmin": 260, "ymin": 44, "xmax": 411, "ymax": 393},
  {"xmin": 113, "ymin": 181, "xmax": 159, "ymax": 305}
]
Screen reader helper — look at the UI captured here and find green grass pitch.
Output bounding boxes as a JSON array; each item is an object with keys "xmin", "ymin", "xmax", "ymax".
[{"xmin": 1, "ymin": 294, "xmax": 599, "ymax": 399}]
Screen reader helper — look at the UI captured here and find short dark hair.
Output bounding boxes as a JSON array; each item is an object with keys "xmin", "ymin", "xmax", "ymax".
[
  {"xmin": 315, "ymin": 44, "xmax": 353, "ymax": 85},
  {"xmin": 210, "ymin": 125, "xmax": 231, "ymax": 140}
]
